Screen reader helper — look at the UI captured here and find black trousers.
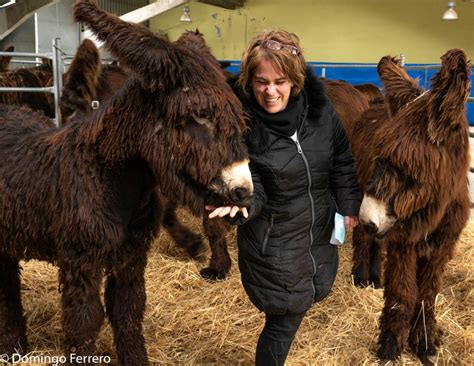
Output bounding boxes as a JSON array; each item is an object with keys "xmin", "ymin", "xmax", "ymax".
[{"xmin": 255, "ymin": 312, "xmax": 306, "ymax": 366}]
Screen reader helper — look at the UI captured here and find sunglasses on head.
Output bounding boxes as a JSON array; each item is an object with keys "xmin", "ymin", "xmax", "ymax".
[{"xmin": 260, "ymin": 39, "xmax": 300, "ymax": 56}]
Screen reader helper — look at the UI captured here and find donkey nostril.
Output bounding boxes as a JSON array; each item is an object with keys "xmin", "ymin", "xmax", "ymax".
[
  {"xmin": 230, "ymin": 187, "xmax": 251, "ymax": 203},
  {"xmin": 363, "ymin": 222, "xmax": 378, "ymax": 236}
]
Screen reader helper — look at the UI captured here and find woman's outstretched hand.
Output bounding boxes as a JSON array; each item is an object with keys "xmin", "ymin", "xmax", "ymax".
[{"xmin": 205, "ymin": 205, "xmax": 249, "ymax": 219}]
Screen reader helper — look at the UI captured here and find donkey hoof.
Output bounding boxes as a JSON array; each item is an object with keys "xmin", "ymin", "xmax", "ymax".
[
  {"xmin": 200, "ymin": 267, "xmax": 228, "ymax": 281},
  {"xmin": 418, "ymin": 354, "xmax": 437, "ymax": 366},
  {"xmin": 352, "ymin": 270, "xmax": 370, "ymax": 288},
  {"xmin": 409, "ymin": 332, "xmax": 438, "ymax": 365},
  {"xmin": 377, "ymin": 332, "xmax": 401, "ymax": 361},
  {"xmin": 415, "ymin": 342, "xmax": 437, "ymax": 366},
  {"xmin": 369, "ymin": 275, "xmax": 382, "ymax": 289}
]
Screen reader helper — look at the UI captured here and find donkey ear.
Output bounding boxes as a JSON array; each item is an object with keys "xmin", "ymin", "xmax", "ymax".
[
  {"xmin": 377, "ymin": 55, "xmax": 423, "ymax": 117},
  {"xmin": 61, "ymin": 39, "xmax": 101, "ymax": 116},
  {"xmin": 427, "ymin": 49, "xmax": 470, "ymax": 145},
  {"xmin": 0, "ymin": 45, "xmax": 14, "ymax": 71},
  {"xmin": 73, "ymin": 0, "xmax": 178, "ymax": 92}
]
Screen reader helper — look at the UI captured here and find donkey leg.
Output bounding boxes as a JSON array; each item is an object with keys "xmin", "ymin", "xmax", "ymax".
[
  {"xmin": 162, "ymin": 201, "xmax": 203, "ymax": 258},
  {"xmin": 59, "ymin": 260, "xmax": 104, "ymax": 362},
  {"xmin": 200, "ymin": 216, "xmax": 231, "ymax": 280},
  {"xmin": 352, "ymin": 226, "xmax": 381, "ymax": 287},
  {"xmin": 409, "ymin": 208, "xmax": 465, "ymax": 365},
  {"xmin": 377, "ymin": 243, "xmax": 418, "ymax": 361},
  {"xmin": 0, "ymin": 254, "xmax": 27, "ymax": 356},
  {"xmin": 368, "ymin": 240, "xmax": 382, "ymax": 289},
  {"xmin": 105, "ymin": 246, "xmax": 148, "ymax": 365},
  {"xmin": 408, "ymin": 256, "xmax": 442, "ymax": 366}
]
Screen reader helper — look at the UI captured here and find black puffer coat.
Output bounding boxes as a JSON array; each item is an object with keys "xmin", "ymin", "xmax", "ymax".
[{"xmin": 233, "ymin": 70, "xmax": 361, "ymax": 315}]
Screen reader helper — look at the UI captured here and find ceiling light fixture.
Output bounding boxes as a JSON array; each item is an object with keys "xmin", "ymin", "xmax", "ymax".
[
  {"xmin": 442, "ymin": 1, "xmax": 458, "ymax": 20},
  {"xmin": 180, "ymin": 6, "xmax": 192, "ymax": 23}
]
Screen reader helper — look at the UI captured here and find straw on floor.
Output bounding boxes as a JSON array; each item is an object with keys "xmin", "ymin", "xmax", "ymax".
[{"xmin": 14, "ymin": 209, "xmax": 474, "ymax": 365}]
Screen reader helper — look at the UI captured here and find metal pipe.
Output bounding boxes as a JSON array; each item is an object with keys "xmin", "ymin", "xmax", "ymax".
[
  {"xmin": 0, "ymin": 86, "xmax": 54, "ymax": 93},
  {"xmin": 8, "ymin": 59, "xmax": 43, "ymax": 65},
  {"xmin": 52, "ymin": 38, "xmax": 63, "ymax": 127},
  {"xmin": 0, "ymin": 51, "xmax": 51, "ymax": 58}
]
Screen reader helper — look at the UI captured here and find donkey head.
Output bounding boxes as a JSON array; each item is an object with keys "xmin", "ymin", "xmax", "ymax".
[
  {"xmin": 359, "ymin": 49, "xmax": 471, "ymax": 238},
  {"xmin": 73, "ymin": 1, "xmax": 253, "ymax": 211}
]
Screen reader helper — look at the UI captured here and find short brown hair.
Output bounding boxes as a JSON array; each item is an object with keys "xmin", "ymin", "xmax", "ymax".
[{"xmin": 238, "ymin": 29, "xmax": 306, "ymax": 97}]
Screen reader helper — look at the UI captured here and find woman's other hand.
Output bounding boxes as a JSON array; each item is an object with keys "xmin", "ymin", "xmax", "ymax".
[
  {"xmin": 205, "ymin": 205, "xmax": 249, "ymax": 219},
  {"xmin": 344, "ymin": 216, "xmax": 359, "ymax": 231}
]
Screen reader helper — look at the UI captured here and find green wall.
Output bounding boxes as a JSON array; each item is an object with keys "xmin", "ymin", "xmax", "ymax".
[{"xmin": 150, "ymin": 0, "xmax": 473, "ymax": 64}]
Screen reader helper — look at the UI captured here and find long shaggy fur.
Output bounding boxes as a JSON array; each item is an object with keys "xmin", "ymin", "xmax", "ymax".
[
  {"xmin": 350, "ymin": 49, "xmax": 471, "ymax": 364},
  {"xmin": 0, "ymin": 1, "xmax": 250, "ymax": 364}
]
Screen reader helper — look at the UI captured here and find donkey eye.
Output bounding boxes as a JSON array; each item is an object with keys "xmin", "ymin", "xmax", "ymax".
[{"xmin": 183, "ymin": 115, "xmax": 214, "ymax": 146}]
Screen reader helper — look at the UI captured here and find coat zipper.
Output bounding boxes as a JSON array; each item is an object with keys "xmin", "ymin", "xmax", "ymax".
[{"xmin": 293, "ymin": 134, "xmax": 317, "ymax": 301}]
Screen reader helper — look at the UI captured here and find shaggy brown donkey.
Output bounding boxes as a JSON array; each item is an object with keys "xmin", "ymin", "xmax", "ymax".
[
  {"xmin": 0, "ymin": 1, "xmax": 253, "ymax": 365},
  {"xmin": 350, "ymin": 49, "xmax": 470, "ymax": 364}
]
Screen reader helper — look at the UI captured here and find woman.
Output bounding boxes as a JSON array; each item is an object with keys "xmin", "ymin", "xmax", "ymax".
[{"xmin": 207, "ymin": 30, "xmax": 361, "ymax": 365}]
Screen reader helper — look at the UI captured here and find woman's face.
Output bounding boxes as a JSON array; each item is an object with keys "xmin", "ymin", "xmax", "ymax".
[{"xmin": 251, "ymin": 59, "xmax": 293, "ymax": 114}]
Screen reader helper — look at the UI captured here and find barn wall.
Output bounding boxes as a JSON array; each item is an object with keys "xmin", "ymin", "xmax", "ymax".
[
  {"xmin": 149, "ymin": 0, "xmax": 473, "ymax": 64},
  {"xmin": 0, "ymin": 17, "xmax": 35, "ymax": 54},
  {"xmin": 36, "ymin": 0, "xmax": 79, "ymax": 55}
]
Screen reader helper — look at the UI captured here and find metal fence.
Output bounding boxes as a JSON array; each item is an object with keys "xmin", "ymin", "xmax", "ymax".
[{"xmin": 0, "ymin": 38, "xmax": 63, "ymax": 126}]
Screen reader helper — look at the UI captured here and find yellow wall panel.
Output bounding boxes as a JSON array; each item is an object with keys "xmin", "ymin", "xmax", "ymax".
[{"xmin": 150, "ymin": 0, "xmax": 473, "ymax": 63}]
